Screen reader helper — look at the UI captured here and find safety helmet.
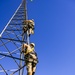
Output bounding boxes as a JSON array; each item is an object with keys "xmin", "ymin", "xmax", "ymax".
[{"xmin": 30, "ymin": 43, "xmax": 35, "ymax": 47}]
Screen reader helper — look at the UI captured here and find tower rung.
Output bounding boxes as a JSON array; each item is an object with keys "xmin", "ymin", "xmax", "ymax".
[
  {"xmin": 0, "ymin": 38, "xmax": 26, "ymax": 43},
  {"xmin": 0, "ymin": 53, "xmax": 25, "ymax": 61}
]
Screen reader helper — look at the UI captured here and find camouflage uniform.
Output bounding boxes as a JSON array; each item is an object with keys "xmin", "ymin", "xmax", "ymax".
[
  {"xmin": 22, "ymin": 20, "xmax": 35, "ymax": 36},
  {"xmin": 22, "ymin": 43, "xmax": 38, "ymax": 75}
]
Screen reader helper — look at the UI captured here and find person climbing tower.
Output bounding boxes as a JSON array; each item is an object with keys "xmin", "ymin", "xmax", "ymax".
[
  {"xmin": 22, "ymin": 19, "xmax": 35, "ymax": 37},
  {"xmin": 22, "ymin": 43, "xmax": 38, "ymax": 75}
]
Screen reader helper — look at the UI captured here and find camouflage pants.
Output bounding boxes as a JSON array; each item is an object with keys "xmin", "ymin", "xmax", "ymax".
[
  {"xmin": 26, "ymin": 61, "xmax": 37, "ymax": 72},
  {"xmin": 25, "ymin": 54, "xmax": 38, "ymax": 72}
]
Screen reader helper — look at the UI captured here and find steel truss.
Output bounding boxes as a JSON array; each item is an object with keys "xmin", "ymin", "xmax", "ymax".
[{"xmin": 0, "ymin": 0, "xmax": 32, "ymax": 75}]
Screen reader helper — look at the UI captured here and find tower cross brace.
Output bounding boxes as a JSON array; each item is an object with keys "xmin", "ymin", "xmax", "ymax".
[{"xmin": 0, "ymin": 0, "xmax": 33, "ymax": 75}]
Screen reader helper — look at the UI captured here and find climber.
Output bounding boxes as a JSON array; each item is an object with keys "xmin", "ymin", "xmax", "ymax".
[
  {"xmin": 22, "ymin": 43, "xmax": 38, "ymax": 75},
  {"xmin": 22, "ymin": 20, "xmax": 35, "ymax": 37},
  {"xmin": 28, "ymin": 20, "xmax": 35, "ymax": 36}
]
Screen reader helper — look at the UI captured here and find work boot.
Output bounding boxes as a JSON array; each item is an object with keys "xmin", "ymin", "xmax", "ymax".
[{"xmin": 32, "ymin": 72, "xmax": 35, "ymax": 75}]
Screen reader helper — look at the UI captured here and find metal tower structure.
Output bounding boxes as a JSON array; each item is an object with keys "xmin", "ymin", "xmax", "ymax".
[{"xmin": 0, "ymin": 0, "xmax": 33, "ymax": 75}]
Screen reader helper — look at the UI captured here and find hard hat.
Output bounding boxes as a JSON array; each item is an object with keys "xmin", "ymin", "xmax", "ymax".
[{"xmin": 30, "ymin": 43, "xmax": 35, "ymax": 47}]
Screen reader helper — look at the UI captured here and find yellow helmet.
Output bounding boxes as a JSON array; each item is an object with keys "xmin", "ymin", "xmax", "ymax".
[{"xmin": 30, "ymin": 43, "xmax": 35, "ymax": 47}]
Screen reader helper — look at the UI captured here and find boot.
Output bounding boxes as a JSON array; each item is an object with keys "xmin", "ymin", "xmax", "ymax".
[{"xmin": 32, "ymin": 72, "xmax": 35, "ymax": 75}]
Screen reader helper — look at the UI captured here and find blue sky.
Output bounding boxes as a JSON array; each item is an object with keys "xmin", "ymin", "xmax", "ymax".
[{"xmin": 0, "ymin": 0, "xmax": 75, "ymax": 75}]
